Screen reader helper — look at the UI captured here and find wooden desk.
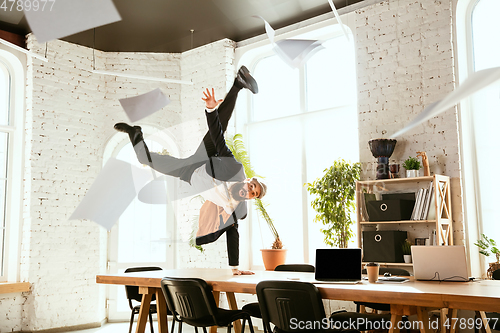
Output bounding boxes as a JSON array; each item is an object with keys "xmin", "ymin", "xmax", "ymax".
[{"xmin": 96, "ymin": 269, "xmax": 500, "ymax": 333}]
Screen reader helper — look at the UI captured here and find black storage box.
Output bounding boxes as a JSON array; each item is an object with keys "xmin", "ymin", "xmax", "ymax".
[
  {"xmin": 362, "ymin": 230, "xmax": 408, "ymax": 263},
  {"xmin": 366, "ymin": 199, "xmax": 415, "ymax": 221}
]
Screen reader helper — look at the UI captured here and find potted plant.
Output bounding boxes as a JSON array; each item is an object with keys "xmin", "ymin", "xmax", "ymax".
[
  {"xmin": 474, "ymin": 234, "xmax": 500, "ymax": 279},
  {"xmin": 402, "ymin": 156, "xmax": 421, "ymax": 178},
  {"xmin": 306, "ymin": 159, "xmax": 361, "ymax": 248},
  {"xmin": 226, "ymin": 134, "xmax": 286, "ymax": 270},
  {"xmin": 402, "ymin": 239, "xmax": 412, "ymax": 263}
]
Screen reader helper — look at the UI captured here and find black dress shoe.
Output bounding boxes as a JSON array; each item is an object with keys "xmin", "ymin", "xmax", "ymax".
[
  {"xmin": 114, "ymin": 122, "xmax": 142, "ymax": 134},
  {"xmin": 236, "ymin": 66, "xmax": 258, "ymax": 94}
]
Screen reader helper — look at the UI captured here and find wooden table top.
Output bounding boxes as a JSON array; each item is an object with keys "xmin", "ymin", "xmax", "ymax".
[{"xmin": 96, "ymin": 268, "xmax": 500, "ymax": 312}]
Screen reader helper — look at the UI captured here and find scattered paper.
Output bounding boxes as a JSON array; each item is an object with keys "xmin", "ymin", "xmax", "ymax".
[
  {"xmin": 119, "ymin": 88, "xmax": 171, "ymax": 122},
  {"xmin": 391, "ymin": 67, "xmax": 500, "ymax": 138},
  {"xmin": 327, "ymin": 0, "xmax": 350, "ymax": 41},
  {"xmin": 24, "ymin": 0, "xmax": 121, "ymax": 43},
  {"xmin": 254, "ymin": 16, "xmax": 324, "ymax": 69},
  {"xmin": 69, "ymin": 158, "xmax": 153, "ymax": 230},
  {"xmin": 274, "ymin": 39, "xmax": 324, "ymax": 68}
]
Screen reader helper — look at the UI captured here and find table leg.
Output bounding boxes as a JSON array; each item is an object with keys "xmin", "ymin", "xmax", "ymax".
[
  {"xmin": 416, "ymin": 307, "xmax": 431, "ymax": 333},
  {"xmin": 210, "ymin": 291, "xmax": 220, "ymax": 333},
  {"xmin": 137, "ymin": 287, "xmax": 154, "ymax": 333},
  {"xmin": 476, "ymin": 311, "xmax": 493, "ymax": 333},
  {"xmin": 226, "ymin": 292, "xmax": 242, "ymax": 333},
  {"xmin": 447, "ymin": 309, "xmax": 458, "ymax": 333},
  {"xmin": 156, "ymin": 288, "xmax": 169, "ymax": 333},
  {"xmin": 390, "ymin": 314, "xmax": 402, "ymax": 333}
]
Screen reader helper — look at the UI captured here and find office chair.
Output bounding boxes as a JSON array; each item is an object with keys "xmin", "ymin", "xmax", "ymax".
[
  {"xmin": 356, "ymin": 267, "xmax": 411, "ymax": 313},
  {"xmin": 161, "ymin": 277, "xmax": 254, "ymax": 333},
  {"xmin": 242, "ymin": 264, "xmax": 315, "ymax": 333},
  {"xmin": 256, "ymin": 280, "xmax": 361, "ymax": 333},
  {"xmin": 124, "ymin": 266, "xmax": 163, "ymax": 333}
]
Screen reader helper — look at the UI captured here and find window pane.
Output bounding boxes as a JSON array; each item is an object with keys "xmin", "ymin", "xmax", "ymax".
[
  {"xmin": 248, "ymin": 118, "xmax": 304, "ymax": 264},
  {"xmin": 304, "ymin": 108, "xmax": 359, "ymax": 263},
  {"xmin": 252, "ymin": 55, "xmax": 300, "ymax": 122},
  {"xmin": 0, "ymin": 132, "xmax": 8, "ymax": 179},
  {"xmin": 472, "ymin": 0, "xmax": 500, "ymax": 71},
  {"xmin": 306, "ymin": 38, "xmax": 356, "ymax": 112},
  {"xmin": 116, "ymin": 140, "xmax": 168, "ymax": 263},
  {"xmin": 471, "ymin": 0, "xmax": 500, "ymax": 242},
  {"xmin": 0, "ymin": 63, "xmax": 10, "ymax": 126}
]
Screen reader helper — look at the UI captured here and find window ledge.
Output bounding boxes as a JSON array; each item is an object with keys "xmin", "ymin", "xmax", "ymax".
[{"xmin": 0, "ymin": 282, "xmax": 30, "ymax": 294}]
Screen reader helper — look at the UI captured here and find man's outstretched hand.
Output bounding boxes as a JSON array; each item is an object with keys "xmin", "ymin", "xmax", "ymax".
[
  {"xmin": 202, "ymin": 88, "xmax": 223, "ymax": 110},
  {"xmin": 232, "ymin": 269, "xmax": 255, "ymax": 275}
]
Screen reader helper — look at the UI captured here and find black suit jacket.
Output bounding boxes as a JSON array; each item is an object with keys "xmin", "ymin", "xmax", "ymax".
[{"xmin": 195, "ymin": 109, "xmax": 247, "ymax": 266}]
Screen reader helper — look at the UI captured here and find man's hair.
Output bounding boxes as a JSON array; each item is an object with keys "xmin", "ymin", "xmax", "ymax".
[{"xmin": 252, "ymin": 177, "xmax": 267, "ymax": 199}]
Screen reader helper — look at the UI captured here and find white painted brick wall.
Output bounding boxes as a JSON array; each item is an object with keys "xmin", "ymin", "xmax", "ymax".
[
  {"xmin": 355, "ymin": 0, "xmax": 464, "ymax": 244},
  {"xmin": 0, "ymin": 35, "xmax": 235, "ymax": 332}
]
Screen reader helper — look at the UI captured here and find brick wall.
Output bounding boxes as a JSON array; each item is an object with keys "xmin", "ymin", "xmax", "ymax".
[
  {"xmin": 355, "ymin": 0, "xmax": 464, "ymax": 244},
  {"xmin": 0, "ymin": 36, "xmax": 236, "ymax": 332}
]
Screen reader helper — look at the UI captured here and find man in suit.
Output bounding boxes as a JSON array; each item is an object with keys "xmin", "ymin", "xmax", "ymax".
[{"xmin": 114, "ymin": 66, "xmax": 266, "ymax": 275}]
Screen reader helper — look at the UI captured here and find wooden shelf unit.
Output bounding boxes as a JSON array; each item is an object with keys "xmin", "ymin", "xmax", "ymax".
[{"xmin": 356, "ymin": 174, "xmax": 453, "ymax": 250}]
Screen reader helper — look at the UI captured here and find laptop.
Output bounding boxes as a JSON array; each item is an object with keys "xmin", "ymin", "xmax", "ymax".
[
  {"xmin": 412, "ymin": 245, "xmax": 469, "ymax": 282},
  {"xmin": 313, "ymin": 248, "xmax": 362, "ymax": 284}
]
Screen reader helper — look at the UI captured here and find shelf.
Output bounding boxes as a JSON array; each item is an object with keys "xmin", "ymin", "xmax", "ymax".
[
  {"xmin": 357, "ymin": 176, "xmax": 435, "ymax": 185},
  {"xmin": 362, "ymin": 262, "xmax": 413, "ymax": 267},
  {"xmin": 360, "ymin": 220, "xmax": 437, "ymax": 224}
]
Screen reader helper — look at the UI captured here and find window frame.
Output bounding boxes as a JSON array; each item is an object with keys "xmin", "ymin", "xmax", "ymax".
[
  {"xmin": 456, "ymin": 0, "xmax": 497, "ymax": 278},
  {"xmin": 235, "ymin": 21, "xmax": 358, "ymax": 269},
  {"xmin": 0, "ymin": 49, "xmax": 26, "ymax": 282}
]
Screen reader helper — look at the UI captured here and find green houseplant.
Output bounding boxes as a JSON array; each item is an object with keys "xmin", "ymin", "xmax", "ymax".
[
  {"xmin": 306, "ymin": 159, "xmax": 361, "ymax": 248},
  {"xmin": 402, "ymin": 156, "xmax": 421, "ymax": 178},
  {"xmin": 474, "ymin": 234, "xmax": 500, "ymax": 279},
  {"xmin": 402, "ymin": 239, "xmax": 412, "ymax": 263}
]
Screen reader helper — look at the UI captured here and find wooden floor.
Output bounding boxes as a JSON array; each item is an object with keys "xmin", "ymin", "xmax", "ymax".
[{"xmin": 66, "ymin": 321, "xmax": 262, "ymax": 333}]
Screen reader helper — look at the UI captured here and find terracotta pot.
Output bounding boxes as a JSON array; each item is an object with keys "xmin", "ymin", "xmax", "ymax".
[
  {"xmin": 487, "ymin": 262, "xmax": 500, "ymax": 279},
  {"xmin": 261, "ymin": 249, "xmax": 287, "ymax": 270}
]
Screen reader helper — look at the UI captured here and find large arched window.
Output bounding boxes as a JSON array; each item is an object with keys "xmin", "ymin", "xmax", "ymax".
[
  {"xmin": 0, "ymin": 50, "xmax": 25, "ymax": 282},
  {"xmin": 104, "ymin": 126, "xmax": 178, "ymax": 320},
  {"xmin": 239, "ymin": 25, "xmax": 359, "ymax": 268},
  {"xmin": 458, "ymin": 0, "xmax": 500, "ymax": 276}
]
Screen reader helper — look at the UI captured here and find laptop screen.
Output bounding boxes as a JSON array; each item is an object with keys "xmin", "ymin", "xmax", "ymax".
[{"xmin": 315, "ymin": 248, "xmax": 362, "ymax": 281}]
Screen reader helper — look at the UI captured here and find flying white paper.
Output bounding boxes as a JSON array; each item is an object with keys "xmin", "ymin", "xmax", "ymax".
[
  {"xmin": 24, "ymin": 0, "xmax": 121, "ymax": 43},
  {"xmin": 255, "ymin": 16, "xmax": 324, "ymax": 69},
  {"xmin": 391, "ymin": 67, "xmax": 500, "ymax": 138},
  {"xmin": 69, "ymin": 158, "xmax": 153, "ymax": 230},
  {"xmin": 327, "ymin": 0, "xmax": 350, "ymax": 41},
  {"xmin": 274, "ymin": 39, "xmax": 324, "ymax": 68},
  {"xmin": 119, "ymin": 88, "xmax": 171, "ymax": 122}
]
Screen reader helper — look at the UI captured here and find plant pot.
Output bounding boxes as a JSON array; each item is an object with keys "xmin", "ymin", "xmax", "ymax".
[
  {"xmin": 487, "ymin": 262, "xmax": 500, "ymax": 279},
  {"xmin": 403, "ymin": 255, "xmax": 412, "ymax": 263},
  {"xmin": 406, "ymin": 170, "xmax": 419, "ymax": 178},
  {"xmin": 261, "ymin": 249, "xmax": 287, "ymax": 270}
]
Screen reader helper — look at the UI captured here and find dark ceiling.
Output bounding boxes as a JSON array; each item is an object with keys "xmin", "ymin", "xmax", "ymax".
[{"xmin": 0, "ymin": 0, "xmax": 364, "ymax": 53}]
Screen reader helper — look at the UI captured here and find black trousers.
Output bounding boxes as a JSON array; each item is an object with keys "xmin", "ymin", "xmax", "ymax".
[{"xmin": 131, "ymin": 80, "xmax": 242, "ymax": 183}]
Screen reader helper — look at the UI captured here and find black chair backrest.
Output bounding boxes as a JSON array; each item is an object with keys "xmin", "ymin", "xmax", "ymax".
[
  {"xmin": 125, "ymin": 266, "xmax": 163, "ymax": 303},
  {"xmin": 275, "ymin": 264, "xmax": 315, "ymax": 273},
  {"xmin": 493, "ymin": 269, "xmax": 500, "ymax": 280},
  {"xmin": 257, "ymin": 280, "xmax": 326, "ymax": 333},
  {"xmin": 361, "ymin": 267, "xmax": 410, "ymax": 276},
  {"xmin": 161, "ymin": 277, "xmax": 218, "ymax": 326}
]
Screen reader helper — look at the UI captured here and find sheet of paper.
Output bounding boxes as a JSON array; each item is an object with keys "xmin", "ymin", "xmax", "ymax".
[
  {"xmin": 327, "ymin": 0, "xmax": 350, "ymax": 41},
  {"xmin": 274, "ymin": 39, "xmax": 324, "ymax": 68},
  {"xmin": 69, "ymin": 158, "xmax": 153, "ymax": 230},
  {"xmin": 24, "ymin": 0, "xmax": 121, "ymax": 43},
  {"xmin": 255, "ymin": 16, "xmax": 324, "ymax": 69},
  {"xmin": 391, "ymin": 67, "xmax": 500, "ymax": 138},
  {"xmin": 119, "ymin": 88, "xmax": 171, "ymax": 122}
]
